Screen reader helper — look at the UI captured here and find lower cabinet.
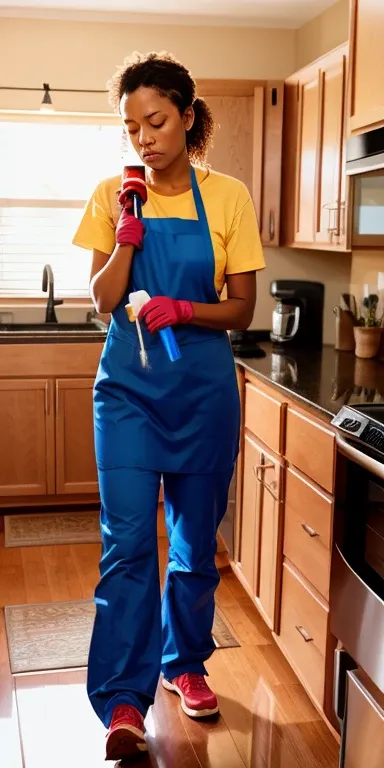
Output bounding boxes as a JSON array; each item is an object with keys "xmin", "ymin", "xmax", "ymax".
[
  {"xmin": 239, "ymin": 433, "xmax": 283, "ymax": 631},
  {"xmin": 278, "ymin": 560, "xmax": 328, "ymax": 710},
  {"xmin": 0, "ymin": 378, "xmax": 54, "ymax": 496},
  {"xmin": 235, "ymin": 368, "xmax": 338, "ymax": 728},
  {"xmin": 55, "ymin": 379, "xmax": 98, "ymax": 495},
  {"xmin": 0, "ymin": 375, "xmax": 98, "ymax": 501}
]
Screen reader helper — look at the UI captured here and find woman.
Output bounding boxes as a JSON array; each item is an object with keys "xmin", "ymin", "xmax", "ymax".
[{"xmin": 73, "ymin": 51, "xmax": 265, "ymax": 762}]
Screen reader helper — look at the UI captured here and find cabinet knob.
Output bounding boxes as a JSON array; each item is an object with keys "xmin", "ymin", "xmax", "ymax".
[
  {"xmin": 295, "ymin": 625, "xmax": 313, "ymax": 643},
  {"xmin": 301, "ymin": 523, "xmax": 319, "ymax": 538}
]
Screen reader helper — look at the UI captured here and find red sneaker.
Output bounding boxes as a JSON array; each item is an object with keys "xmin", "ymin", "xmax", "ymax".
[
  {"xmin": 105, "ymin": 704, "xmax": 147, "ymax": 761},
  {"xmin": 162, "ymin": 673, "xmax": 219, "ymax": 718}
]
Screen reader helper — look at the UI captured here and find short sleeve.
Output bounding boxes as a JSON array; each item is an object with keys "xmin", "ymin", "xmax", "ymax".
[
  {"xmin": 72, "ymin": 180, "xmax": 116, "ymax": 254},
  {"xmin": 225, "ymin": 187, "xmax": 265, "ymax": 275}
]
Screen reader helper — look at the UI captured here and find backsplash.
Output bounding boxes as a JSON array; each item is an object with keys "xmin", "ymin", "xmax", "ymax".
[
  {"xmin": 251, "ymin": 247, "xmax": 352, "ymax": 345},
  {"xmin": 350, "ymin": 251, "xmax": 384, "ymax": 308}
]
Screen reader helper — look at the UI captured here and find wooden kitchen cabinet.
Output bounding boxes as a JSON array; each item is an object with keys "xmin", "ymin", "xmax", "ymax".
[
  {"xmin": 238, "ymin": 433, "xmax": 283, "ymax": 631},
  {"xmin": 349, "ymin": 0, "xmax": 384, "ymax": 134},
  {"xmin": 285, "ymin": 406, "xmax": 335, "ymax": 493},
  {"xmin": 201, "ymin": 80, "xmax": 283, "ymax": 246},
  {"xmin": 239, "ymin": 434, "xmax": 261, "ymax": 592},
  {"xmin": 244, "ymin": 381, "xmax": 284, "ymax": 455},
  {"xmin": 233, "ymin": 369, "xmax": 338, "ymax": 726},
  {"xmin": 55, "ymin": 378, "xmax": 98, "ymax": 495},
  {"xmin": 278, "ymin": 560, "xmax": 329, "ymax": 710},
  {"xmin": 282, "ymin": 45, "xmax": 349, "ymax": 251},
  {"xmin": 0, "ymin": 342, "xmax": 102, "ymax": 507},
  {"xmin": 0, "ymin": 379, "xmax": 54, "ymax": 496},
  {"xmin": 284, "ymin": 467, "xmax": 333, "ymax": 600}
]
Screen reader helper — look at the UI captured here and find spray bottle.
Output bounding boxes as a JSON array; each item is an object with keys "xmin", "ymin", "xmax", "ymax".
[{"xmin": 121, "ymin": 166, "xmax": 182, "ymax": 365}]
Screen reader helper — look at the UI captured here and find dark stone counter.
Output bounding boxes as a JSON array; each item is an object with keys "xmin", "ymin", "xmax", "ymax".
[{"xmin": 237, "ymin": 343, "xmax": 384, "ymax": 419}]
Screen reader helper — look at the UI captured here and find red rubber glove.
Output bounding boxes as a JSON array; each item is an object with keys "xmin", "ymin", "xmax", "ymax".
[
  {"xmin": 139, "ymin": 296, "xmax": 194, "ymax": 333},
  {"xmin": 116, "ymin": 210, "xmax": 145, "ymax": 249},
  {"xmin": 118, "ymin": 176, "xmax": 148, "ymax": 212}
]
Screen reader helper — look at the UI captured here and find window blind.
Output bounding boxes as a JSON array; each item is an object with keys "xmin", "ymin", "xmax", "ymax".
[
  {"xmin": 0, "ymin": 120, "xmax": 140, "ymax": 297},
  {"xmin": 0, "ymin": 203, "xmax": 90, "ymax": 297}
]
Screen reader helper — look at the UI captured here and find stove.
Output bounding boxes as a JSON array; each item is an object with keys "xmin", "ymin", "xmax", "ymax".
[{"xmin": 331, "ymin": 403, "xmax": 384, "ymax": 459}]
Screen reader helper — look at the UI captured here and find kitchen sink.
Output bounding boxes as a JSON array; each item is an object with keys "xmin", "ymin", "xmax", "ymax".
[
  {"xmin": 0, "ymin": 322, "xmax": 106, "ymax": 332},
  {"xmin": 0, "ymin": 320, "xmax": 108, "ymax": 344}
]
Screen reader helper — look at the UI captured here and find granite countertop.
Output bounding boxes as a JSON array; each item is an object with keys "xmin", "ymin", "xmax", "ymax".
[{"xmin": 237, "ymin": 343, "xmax": 384, "ymax": 419}]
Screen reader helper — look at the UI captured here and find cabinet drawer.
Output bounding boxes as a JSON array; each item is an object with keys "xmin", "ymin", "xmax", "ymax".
[
  {"xmin": 279, "ymin": 561, "xmax": 328, "ymax": 709},
  {"xmin": 284, "ymin": 468, "xmax": 332, "ymax": 599},
  {"xmin": 285, "ymin": 407, "xmax": 335, "ymax": 491},
  {"xmin": 245, "ymin": 383, "xmax": 282, "ymax": 454}
]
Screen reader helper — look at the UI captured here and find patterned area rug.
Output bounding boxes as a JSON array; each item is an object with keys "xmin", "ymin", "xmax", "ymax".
[
  {"xmin": 4, "ymin": 511, "xmax": 100, "ymax": 548},
  {"xmin": 4, "ymin": 600, "xmax": 239, "ymax": 674}
]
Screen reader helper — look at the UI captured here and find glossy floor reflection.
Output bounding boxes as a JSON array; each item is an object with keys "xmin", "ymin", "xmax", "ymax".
[{"xmin": 0, "ymin": 514, "xmax": 339, "ymax": 767}]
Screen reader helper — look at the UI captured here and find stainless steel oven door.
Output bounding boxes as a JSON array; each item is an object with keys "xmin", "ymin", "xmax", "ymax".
[
  {"xmin": 335, "ymin": 656, "xmax": 384, "ymax": 768},
  {"xmin": 330, "ymin": 435, "xmax": 384, "ymax": 693}
]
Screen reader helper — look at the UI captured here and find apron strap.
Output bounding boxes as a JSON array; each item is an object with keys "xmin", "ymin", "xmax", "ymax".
[{"xmin": 191, "ymin": 167, "xmax": 210, "ymax": 232}]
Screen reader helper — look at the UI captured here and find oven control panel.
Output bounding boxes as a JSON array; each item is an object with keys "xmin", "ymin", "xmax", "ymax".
[{"xmin": 332, "ymin": 406, "xmax": 384, "ymax": 457}]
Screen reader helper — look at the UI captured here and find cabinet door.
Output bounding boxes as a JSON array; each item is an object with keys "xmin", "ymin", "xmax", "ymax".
[
  {"xmin": 315, "ymin": 54, "xmax": 347, "ymax": 247},
  {"xmin": 294, "ymin": 73, "xmax": 321, "ymax": 245},
  {"xmin": 0, "ymin": 379, "xmax": 54, "ymax": 496},
  {"xmin": 254, "ymin": 445, "xmax": 283, "ymax": 631},
  {"xmin": 240, "ymin": 434, "xmax": 282, "ymax": 631},
  {"xmin": 204, "ymin": 94, "xmax": 255, "ymax": 196},
  {"xmin": 203, "ymin": 84, "xmax": 283, "ymax": 247},
  {"xmin": 55, "ymin": 378, "xmax": 98, "ymax": 495},
  {"xmin": 282, "ymin": 46, "xmax": 349, "ymax": 251},
  {"xmin": 350, "ymin": 0, "xmax": 384, "ymax": 134},
  {"xmin": 239, "ymin": 434, "xmax": 262, "ymax": 593}
]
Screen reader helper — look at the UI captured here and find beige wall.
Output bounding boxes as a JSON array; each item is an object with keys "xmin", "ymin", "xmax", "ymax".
[
  {"xmin": 295, "ymin": 0, "xmax": 349, "ymax": 70},
  {"xmin": 350, "ymin": 251, "xmax": 384, "ymax": 303},
  {"xmin": 0, "ymin": 18, "xmax": 295, "ymax": 112},
  {"xmin": 252, "ymin": 248, "xmax": 352, "ymax": 345}
]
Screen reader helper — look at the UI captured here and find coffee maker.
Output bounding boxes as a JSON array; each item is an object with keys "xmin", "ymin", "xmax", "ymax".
[{"xmin": 270, "ymin": 280, "xmax": 324, "ymax": 348}]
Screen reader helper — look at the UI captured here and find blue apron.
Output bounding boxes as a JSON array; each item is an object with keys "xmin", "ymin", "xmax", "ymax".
[
  {"xmin": 88, "ymin": 168, "xmax": 241, "ymax": 726},
  {"xmin": 93, "ymin": 167, "xmax": 240, "ymax": 474}
]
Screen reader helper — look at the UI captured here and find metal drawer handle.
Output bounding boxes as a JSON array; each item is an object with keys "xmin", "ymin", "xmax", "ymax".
[
  {"xmin": 253, "ymin": 462, "xmax": 274, "ymax": 478},
  {"xmin": 301, "ymin": 523, "xmax": 319, "ymax": 538},
  {"xmin": 253, "ymin": 463, "xmax": 275, "ymax": 483},
  {"xmin": 295, "ymin": 625, "xmax": 313, "ymax": 643}
]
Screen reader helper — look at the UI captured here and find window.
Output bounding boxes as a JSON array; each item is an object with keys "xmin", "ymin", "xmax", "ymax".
[{"xmin": 0, "ymin": 120, "xmax": 140, "ymax": 297}]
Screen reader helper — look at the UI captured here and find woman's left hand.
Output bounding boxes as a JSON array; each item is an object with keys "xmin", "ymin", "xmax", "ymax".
[{"xmin": 139, "ymin": 296, "xmax": 193, "ymax": 333}]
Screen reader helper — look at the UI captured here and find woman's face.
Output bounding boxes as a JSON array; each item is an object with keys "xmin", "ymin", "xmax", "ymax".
[{"xmin": 120, "ymin": 86, "xmax": 194, "ymax": 171}]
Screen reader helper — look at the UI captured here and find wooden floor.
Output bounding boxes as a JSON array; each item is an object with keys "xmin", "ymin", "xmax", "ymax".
[{"xmin": 0, "ymin": 516, "xmax": 340, "ymax": 768}]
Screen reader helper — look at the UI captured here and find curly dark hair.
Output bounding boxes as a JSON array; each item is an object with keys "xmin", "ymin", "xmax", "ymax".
[{"xmin": 108, "ymin": 51, "xmax": 214, "ymax": 164}]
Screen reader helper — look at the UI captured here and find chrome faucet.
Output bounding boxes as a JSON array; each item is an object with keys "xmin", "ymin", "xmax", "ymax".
[{"xmin": 42, "ymin": 264, "xmax": 63, "ymax": 323}]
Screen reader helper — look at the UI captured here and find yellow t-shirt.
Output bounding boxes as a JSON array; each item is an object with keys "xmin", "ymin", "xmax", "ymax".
[{"xmin": 73, "ymin": 167, "xmax": 265, "ymax": 294}]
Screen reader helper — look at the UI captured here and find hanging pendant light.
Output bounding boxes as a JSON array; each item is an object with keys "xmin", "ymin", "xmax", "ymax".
[{"xmin": 40, "ymin": 83, "xmax": 54, "ymax": 112}]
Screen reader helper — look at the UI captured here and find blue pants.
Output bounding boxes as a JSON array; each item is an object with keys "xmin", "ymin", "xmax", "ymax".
[{"xmin": 87, "ymin": 467, "xmax": 233, "ymax": 727}]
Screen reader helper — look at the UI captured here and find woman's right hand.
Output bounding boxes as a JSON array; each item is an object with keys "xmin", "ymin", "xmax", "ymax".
[{"xmin": 115, "ymin": 210, "xmax": 145, "ymax": 249}]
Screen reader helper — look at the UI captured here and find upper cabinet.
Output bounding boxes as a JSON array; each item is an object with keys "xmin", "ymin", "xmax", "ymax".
[
  {"xmin": 281, "ymin": 45, "xmax": 349, "ymax": 251},
  {"xmin": 199, "ymin": 80, "xmax": 284, "ymax": 247},
  {"xmin": 349, "ymin": 0, "xmax": 384, "ymax": 134}
]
